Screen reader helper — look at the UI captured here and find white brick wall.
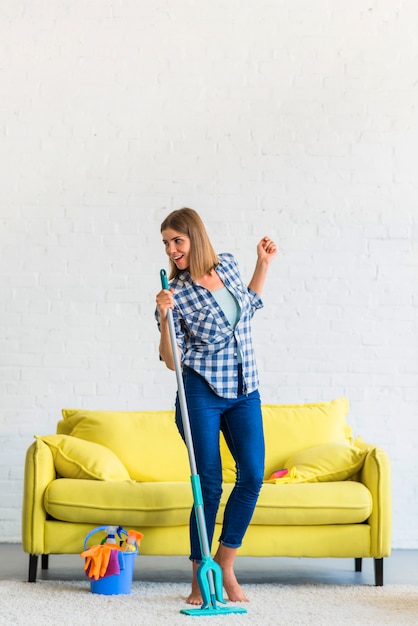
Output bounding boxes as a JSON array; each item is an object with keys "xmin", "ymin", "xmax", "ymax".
[{"xmin": 1, "ymin": 1, "xmax": 417, "ymax": 548}]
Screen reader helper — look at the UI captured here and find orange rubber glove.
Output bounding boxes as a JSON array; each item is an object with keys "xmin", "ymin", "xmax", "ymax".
[{"xmin": 81, "ymin": 544, "xmax": 122, "ymax": 580}]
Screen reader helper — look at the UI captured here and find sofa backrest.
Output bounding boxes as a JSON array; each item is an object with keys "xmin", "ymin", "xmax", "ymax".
[
  {"xmin": 58, "ymin": 398, "xmax": 351, "ymax": 483},
  {"xmin": 58, "ymin": 409, "xmax": 190, "ymax": 482},
  {"xmin": 221, "ymin": 397, "xmax": 352, "ymax": 482}
]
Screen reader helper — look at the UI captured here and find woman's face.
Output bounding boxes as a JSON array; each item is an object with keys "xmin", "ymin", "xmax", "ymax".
[{"xmin": 162, "ymin": 228, "xmax": 191, "ymax": 271}]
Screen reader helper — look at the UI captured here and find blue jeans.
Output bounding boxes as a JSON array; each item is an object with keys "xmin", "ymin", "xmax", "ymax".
[{"xmin": 175, "ymin": 365, "xmax": 265, "ymax": 561}]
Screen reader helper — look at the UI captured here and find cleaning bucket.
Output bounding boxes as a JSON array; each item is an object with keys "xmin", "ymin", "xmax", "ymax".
[{"xmin": 82, "ymin": 526, "xmax": 139, "ymax": 596}]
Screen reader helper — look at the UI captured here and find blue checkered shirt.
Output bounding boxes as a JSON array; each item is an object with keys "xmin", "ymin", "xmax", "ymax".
[{"xmin": 156, "ymin": 252, "xmax": 263, "ymax": 398}]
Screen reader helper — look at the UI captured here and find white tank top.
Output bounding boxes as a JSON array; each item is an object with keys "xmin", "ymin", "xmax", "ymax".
[{"xmin": 212, "ymin": 287, "xmax": 242, "ymax": 363}]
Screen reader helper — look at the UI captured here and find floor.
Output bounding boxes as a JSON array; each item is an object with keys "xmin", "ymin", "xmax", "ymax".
[{"xmin": 2, "ymin": 544, "xmax": 417, "ymax": 586}]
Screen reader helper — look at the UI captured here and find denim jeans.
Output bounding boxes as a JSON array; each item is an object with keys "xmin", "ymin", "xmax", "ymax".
[{"xmin": 175, "ymin": 365, "xmax": 265, "ymax": 561}]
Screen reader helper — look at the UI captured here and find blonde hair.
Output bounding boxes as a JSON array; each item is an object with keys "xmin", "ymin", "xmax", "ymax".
[{"xmin": 161, "ymin": 208, "xmax": 219, "ymax": 281}]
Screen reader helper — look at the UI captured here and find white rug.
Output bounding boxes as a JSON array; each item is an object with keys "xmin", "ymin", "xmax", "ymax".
[{"xmin": 1, "ymin": 580, "xmax": 417, "ymax": 626}]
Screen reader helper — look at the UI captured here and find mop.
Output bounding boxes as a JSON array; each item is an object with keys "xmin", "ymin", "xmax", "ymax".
[{"xmin": 160, "ymin": 269, "xmax": 247, "ymax": 617}]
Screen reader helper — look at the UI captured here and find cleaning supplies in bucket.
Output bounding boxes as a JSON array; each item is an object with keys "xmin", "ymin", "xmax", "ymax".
[{"xmin": 81, "ymin": 525, "xmax": 144, "ymax": 595}]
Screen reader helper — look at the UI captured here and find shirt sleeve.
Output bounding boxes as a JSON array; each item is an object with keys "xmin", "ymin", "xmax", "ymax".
[
  {"xmin": 171, "ymin": 308, "xmax": 185, "ymax": 355},
  {"xmin": 154, "ymin": 306, "xmax": 185, "ymax": 357},
  {"xmin": 247, "ymin": 287, "xmax": 264, "ymax": 314}
]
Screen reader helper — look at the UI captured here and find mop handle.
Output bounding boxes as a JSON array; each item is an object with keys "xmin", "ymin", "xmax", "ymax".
[
  {"xmin": 160, "ymin": 270, "xmax": 218, "ymax": 596},
  {"xmin": 160, "ymin": 270, "xmax": 198, "ymax": 476}
]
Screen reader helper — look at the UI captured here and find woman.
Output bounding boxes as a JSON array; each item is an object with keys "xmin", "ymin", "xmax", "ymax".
[{"xmin": 155, "ymin": 208, "xmax": 277, "ymax": 605}]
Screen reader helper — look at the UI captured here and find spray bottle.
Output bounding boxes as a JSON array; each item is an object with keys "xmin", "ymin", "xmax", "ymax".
[
  {"xmin": 100, "ymin": 526, "xmax": 122, "ymax": 546},
  {"xmin": 124, "ymin": 530, "xmax": 144, "ymax": 552}
]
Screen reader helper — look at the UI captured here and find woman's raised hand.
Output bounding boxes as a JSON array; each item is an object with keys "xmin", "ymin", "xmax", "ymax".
[{"xmin": 257, "ymin": 237, "xmax": 277, "ymax": 264}]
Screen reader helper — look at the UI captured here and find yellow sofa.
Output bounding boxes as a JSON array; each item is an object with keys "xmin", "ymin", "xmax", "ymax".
[{"xmin": 22, "ymin": 398, "xmax": 391, "ymax": 585}]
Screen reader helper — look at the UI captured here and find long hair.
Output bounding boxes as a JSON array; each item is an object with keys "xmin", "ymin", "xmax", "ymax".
[{"xmin": 161, "ymin": 208, "xmax": 219, "ymax": 281}]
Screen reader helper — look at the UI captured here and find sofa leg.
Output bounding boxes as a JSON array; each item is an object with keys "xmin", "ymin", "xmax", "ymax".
[
  {"xmin": 41, "ymin": 554, "xmax": 49, "ymax": 570},
  {"xmin": 374, "ymin": 558, "xmax": 383, "ymax": 586},
  {"xmin": 28, "ymin": 555, "xmax": 38, "ymax": 583},
  {"xmin": 355, "ymin": 558, "xmax": 362, "ymax": 572}
]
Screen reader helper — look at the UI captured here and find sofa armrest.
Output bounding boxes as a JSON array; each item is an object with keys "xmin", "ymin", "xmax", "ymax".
[
  {"xmin": 358, "ymin": 443, "xmax": 392, "ymax": 557},
  {"xmin": 22, "ymin": 438, "xmax": 57, "ymax": 555}
]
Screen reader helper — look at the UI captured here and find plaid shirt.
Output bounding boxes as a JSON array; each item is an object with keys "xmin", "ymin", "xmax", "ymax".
[{"xmin": 156, "ymin": 252, "xmax": 263, "ymax": 398}]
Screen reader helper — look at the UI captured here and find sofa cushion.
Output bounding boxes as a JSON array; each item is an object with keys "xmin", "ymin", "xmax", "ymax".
[
  {"xmin": 246, "ymin": 481, "xmax": 372, "ymax": 526},
  {"xmin": 44, "ymin": 478, "xmax": 372, "ymax": 528},
  {"xmin": 266, "ymin": 442, "xmax": 367, "ymax": 484},
  {"xmin": 44, "ymin": 479, "xmax": 193, "ymax": 527},
  {"xmin": 221, "ymin": 398, "xmax": 352, "ymax": 482},
  {"xmin": 35, "ymin": 435, "xmax": 132, "ymax": 481},
  {"xmin": 59, "ymin": 409, "xmax": 190, "ymax": 483}
]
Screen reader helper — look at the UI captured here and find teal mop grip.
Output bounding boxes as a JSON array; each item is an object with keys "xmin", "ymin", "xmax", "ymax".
[{"xmin": 160, "ymin": 268, "xmax": 169, "ymax": 290}]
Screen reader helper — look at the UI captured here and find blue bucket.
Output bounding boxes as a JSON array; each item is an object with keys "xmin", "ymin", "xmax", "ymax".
[
  {"xmin": 90, "ymin": 549, "xmax": 137, "ymax": 595},
  {"xmin": 83, "ymin": 526, "xmax": 138, "ymax": 596}
]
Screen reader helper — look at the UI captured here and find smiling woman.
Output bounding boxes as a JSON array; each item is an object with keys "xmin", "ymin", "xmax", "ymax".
[
  {"xmin": 160, "ymin": 207, "xmax": 219, "ymax": 281},
  {"xmin": 155, "ymin": 207, "xmax": 277, "ymax": 606},
  {"xmin": 162, "ymin": 231, "xmax": 191, "ymax": 273}
]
